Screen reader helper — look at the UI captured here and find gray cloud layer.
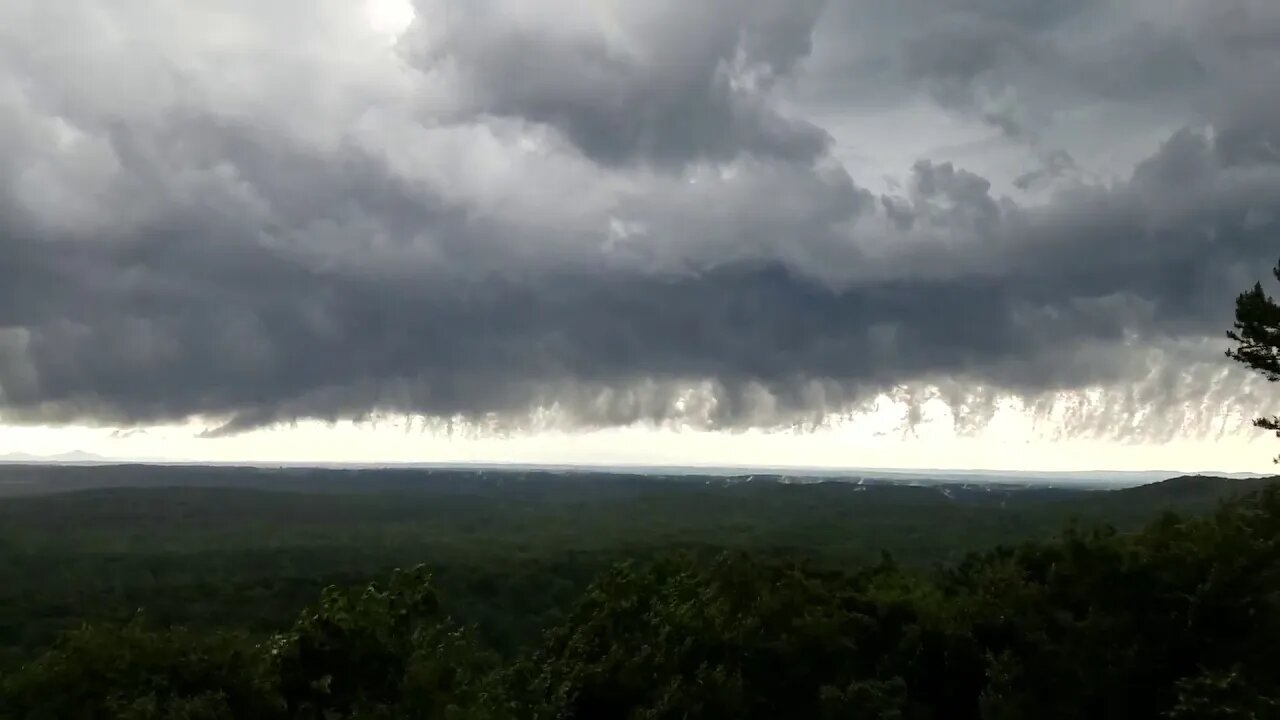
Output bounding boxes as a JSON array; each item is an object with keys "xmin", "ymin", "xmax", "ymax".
[{"xmin": 0, "ymin": 0, "xmax": 1277, "ymax": 439}]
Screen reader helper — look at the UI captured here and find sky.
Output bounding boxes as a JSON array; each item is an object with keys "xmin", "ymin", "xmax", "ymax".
[{"xmin": 1, "ymin": 0, "xmax": 1279, "ymax": 472}]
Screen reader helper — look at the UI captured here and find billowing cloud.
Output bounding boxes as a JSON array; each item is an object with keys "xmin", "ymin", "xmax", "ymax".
[
  {"xmin": 403, "ymin": 0, "xmax": 831, "ymax": 166},
  {"xmin": 0, "ymin": 0, "xmax": 1277, "ymax": 441}
]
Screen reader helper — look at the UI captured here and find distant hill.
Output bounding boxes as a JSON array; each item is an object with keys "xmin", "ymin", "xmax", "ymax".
[
  {"xmin": 0, "ymin": 457, "xmax": 1267, "ymax": 486},
  {"xmin": 0, "ymin": 450, "xmax": 113, "ymax": 465},
  {"xmin": 0, "ymin": 461, "xmax": 1272, "ymax": 497},
  {"xmin": 1105, "ymin": 474, "xmax": 1278, "ymax": 505},
  {"xmin": 1, "ymin": 466, "xmax": 1275, "ymax": 553},
  {"xmin": 1040, "ymin": 473, "xmax": 1280, "ymax": 528}
]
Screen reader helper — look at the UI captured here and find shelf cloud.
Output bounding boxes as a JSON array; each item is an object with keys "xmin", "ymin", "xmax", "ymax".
[{"xmin": 1, "ymin": 0, "xmax": 1277, "ymax": 440}]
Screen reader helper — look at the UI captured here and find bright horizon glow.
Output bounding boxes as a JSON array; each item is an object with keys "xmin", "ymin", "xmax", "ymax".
[{"xmin": 3, "ymin": 392, "xmax": 1273, "ymax": 474}]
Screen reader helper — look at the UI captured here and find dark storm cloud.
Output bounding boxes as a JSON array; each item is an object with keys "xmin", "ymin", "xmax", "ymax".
[
  {"xmin": 800, "ymin": 0, "xmax": 1272, "ymax": 165},
  {"xmin": 801, "ymin": 0, "xmax": 1100, "ymax": 138},
  {"xmin": 404, "ymin": 0, "xmax": 831, "ymax": 166},
  {"xmin": 0, "ymin": 0, "xmax": 1277, "ymax": 438}
]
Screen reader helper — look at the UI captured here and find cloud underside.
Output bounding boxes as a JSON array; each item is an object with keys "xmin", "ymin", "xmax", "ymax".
[{"xmin": 1, "ymin": 0, "xmax": 1278, "ymax": 440}]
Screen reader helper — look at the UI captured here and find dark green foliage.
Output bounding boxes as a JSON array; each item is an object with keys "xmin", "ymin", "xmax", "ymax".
[
  {"xmin": 270, "ymin": 565, "xmax": 498, "ymax": 719},
  {"xmin": 514, "ymin": 488, "xmax": 1280, "ymax": 719},
  {"xmin": 939, "ymin": 489, "xmax": 1280, "ymax": 719},
  {"xmin": 1, "ymin": 568, "xmax": 502, "ymax": 720},
  {"xmin": 515, "ymin": 554, "xmax": 964, "ymax": 719},
  {"xmin": 1, "ymin": 468, "xmax": 1269, "ymax": 668},
  {"xmin": 0, "ymin": 621, "xmax": 278, "ymax": 719},
  {"xmin": 2, "ymin": 480, "xmax": 1279, "ymax": 719},
  {"xmin": 1167, "ymin": 668, "xmax": 1280, "ymax": 719}
]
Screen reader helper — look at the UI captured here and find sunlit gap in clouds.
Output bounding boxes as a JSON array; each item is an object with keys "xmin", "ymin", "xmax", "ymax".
[{"xmin": 364, "ymin": 0, "xmax": 416, "ymax": 40}]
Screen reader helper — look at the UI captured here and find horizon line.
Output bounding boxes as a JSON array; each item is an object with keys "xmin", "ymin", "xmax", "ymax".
[{"xmin": 0, "ymin": 453, "xmax": 1268, "ymax": 479}]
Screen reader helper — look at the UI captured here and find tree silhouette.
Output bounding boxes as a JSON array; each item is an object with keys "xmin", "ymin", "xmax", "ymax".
[{"xmin": 1226, "ymin": 260, "xmax": 1280, "ymax": 459}]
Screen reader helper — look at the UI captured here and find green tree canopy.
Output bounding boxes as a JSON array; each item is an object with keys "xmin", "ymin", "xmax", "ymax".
[{"xmin": 4, "ymin": 490, "xmax": 1278, "ymax": 719}]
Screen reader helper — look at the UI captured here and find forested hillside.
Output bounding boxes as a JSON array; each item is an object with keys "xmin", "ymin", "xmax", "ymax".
[
  {"xmin": 0, "ymin": 467, "xmax": 1277, "ymax": 717},
  {"xmin": 0, "ymin": 466, "xmax": 1270, "ymax": 663}
]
